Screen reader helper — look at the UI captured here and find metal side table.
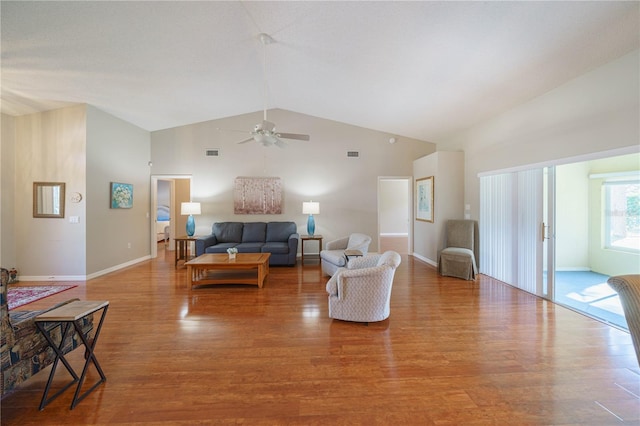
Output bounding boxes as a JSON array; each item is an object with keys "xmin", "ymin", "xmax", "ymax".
[{"xmin": 35, "ymin": 300, "xmax": 109, "ymax": 410}]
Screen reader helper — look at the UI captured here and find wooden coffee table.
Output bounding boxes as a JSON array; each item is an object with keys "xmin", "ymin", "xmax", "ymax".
[{"xmin": 185, "ymin": 253, "xmax": 271, "ymax": 289}]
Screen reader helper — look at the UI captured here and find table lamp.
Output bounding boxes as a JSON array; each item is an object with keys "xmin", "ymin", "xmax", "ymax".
[
  {"xmin": 181, "ymin": 202, "xmax": 201, "ymax": 237},
  {"xmin": 302, "ymin": 201, "xmax": 320, "ymax": 236}
]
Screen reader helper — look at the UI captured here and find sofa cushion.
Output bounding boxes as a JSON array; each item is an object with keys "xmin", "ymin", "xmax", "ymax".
[
  {"xmin": 262, "ymin": 242, "xmax": 290, "ymax": 255},
  {"xmin": 204, "ymin": 243, "xmax": 237, "ymax": 253},
  {"xmin": 266, "ymin": 222, "xmax": 296, "ymax": 242},
  {"xmin": 213, "ymin": 222, "xmax": 244, "ymax": 243},
  {"xmin": 235, "ymin": 242, "xmax": 265, "ymax": 253},
  {"xmin": 242, "ymin": 222, "xmax": 266, "ymax": 243}
]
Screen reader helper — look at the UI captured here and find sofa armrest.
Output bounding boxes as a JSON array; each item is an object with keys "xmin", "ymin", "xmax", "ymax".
[
  {"xmin": 288, "ymin": 233, "xmax": 300, "ymax": 252},
  {"xmin": 195, "ymin": 235, "xmax": 218, "ymax": 256}
]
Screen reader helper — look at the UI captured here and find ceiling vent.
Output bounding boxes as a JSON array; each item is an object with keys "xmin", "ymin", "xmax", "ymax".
[
  {"xmin": 347, "ymin": 151, "xmax": 360, "ymax": 158},
  {"xmin": 205, "ymin": 149, "xmax": 220, "ymax": 157}
]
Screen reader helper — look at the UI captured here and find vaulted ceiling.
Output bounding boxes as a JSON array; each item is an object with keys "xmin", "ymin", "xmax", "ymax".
[{"xmin": 2, "ymin": 1, "xmax": 638, "ymax": 145}]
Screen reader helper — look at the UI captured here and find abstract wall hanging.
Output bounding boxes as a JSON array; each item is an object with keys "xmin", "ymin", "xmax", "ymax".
[
  {"xmin": 234, "ymin": 177, "xmax": 282, "ymax": 214},
  {"xmin": 110, "ymin": 182, "xmax": 133, "ymax": 209}
]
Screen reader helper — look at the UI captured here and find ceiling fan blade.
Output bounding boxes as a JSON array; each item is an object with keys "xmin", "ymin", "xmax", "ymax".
[
  {"xmin": 276, "ymin": 132, "xmax": 310, "ymax": 141},
  {"xmin": 237, "ymin": 137, "xmax": 255, "ymax": 144}
]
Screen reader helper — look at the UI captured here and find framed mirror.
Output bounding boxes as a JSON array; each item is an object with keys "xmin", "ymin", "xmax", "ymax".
[{"xmin": 33, "ymin": 182, "xmax": 65, "ymax": 218}]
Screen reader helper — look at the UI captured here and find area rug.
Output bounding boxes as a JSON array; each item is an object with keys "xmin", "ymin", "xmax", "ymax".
[{"xmin": 8, "ymin": 285, "xmax": 77, "ymax": 310}]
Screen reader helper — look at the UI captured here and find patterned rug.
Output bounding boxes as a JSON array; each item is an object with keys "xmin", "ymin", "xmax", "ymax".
[{"xmin": 7, "ymin": 285, "xmax": 77, "ymax": 310}]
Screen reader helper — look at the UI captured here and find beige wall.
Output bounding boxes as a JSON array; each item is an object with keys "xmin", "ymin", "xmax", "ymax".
[
  {"xmin": 1, "ymin": 114, "xmax": 17, "ymax": 269},
  {"xmin": 86, "ymin": 105, "xmax": 151, "ymax": 276},
  {"xmin": 150, "ymin": 109, "xmax": 435, "ymax": 250},
  {"xmin": 13, "ymin": 105, "xmax": 87, "ymax": 278},
  {"xmin": 443, "ymin": 50, "xmax": 640, "ymax": 222},
  {"xmin": 413, "ymin": 151, "xmax": 464, "ymax": 265}
]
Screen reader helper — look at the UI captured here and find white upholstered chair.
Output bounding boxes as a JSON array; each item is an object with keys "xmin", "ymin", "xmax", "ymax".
[
  {"xmin": 438, "ymin": 220, "xmax": 479, "ymax": 280},
  {"xmin": 325, "ymin": 251, "xmax": 401, "ymax": 323},
  {"xmin": 320, "ymin": 233, "xmax": 372, "ymax": 276},
  {"xmin": 607, "ymin": 274, "xmax": 640, "ymax": 366}
]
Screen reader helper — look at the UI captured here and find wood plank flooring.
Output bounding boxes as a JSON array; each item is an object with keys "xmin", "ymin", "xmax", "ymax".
[{"xmin": 1, "ymin": 246, "xmax": 639, "ymax": 425}]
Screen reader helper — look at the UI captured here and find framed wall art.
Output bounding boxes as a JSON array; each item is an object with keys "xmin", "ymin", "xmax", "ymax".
[
  {"xmin": 110, "ymin": 182, "xmax": 133, "ymax": 209},
  {"xmin": 234, "ymin": 177, "xmax": 282, "ymax": 214},
  {"xmin": 416, "ymin": 176, "xmax": 434, "ymax": 222}
]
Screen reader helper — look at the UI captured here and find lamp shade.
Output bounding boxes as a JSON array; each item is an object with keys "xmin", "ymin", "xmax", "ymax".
[
  {"xmin": 181, "ymin": 202, "xmax": 201, "ymax": 216},
  {"xmin": 302, "ymin": 201, "xmax": 319, "ymax": 215}
]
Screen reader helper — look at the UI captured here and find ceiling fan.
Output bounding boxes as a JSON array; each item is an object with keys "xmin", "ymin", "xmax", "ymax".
[{"xmin": 220, "ymin": 33, "xmax": 310, "ymax": 148}]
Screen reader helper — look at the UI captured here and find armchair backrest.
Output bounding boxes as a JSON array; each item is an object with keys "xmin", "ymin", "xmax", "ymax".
[
  {"xmin": 445, "ymin": 220, "xmax": 479, "ymax": 264},
  {"xmin": 376, "ymin": 251, "xmax": 402, "ymax": 269},
  {"xmin": 347, "ymin": 233, "xmax": 372, "ymax": 254}
]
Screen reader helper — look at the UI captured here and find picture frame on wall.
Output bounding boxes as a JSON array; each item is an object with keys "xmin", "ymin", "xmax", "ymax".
[
  {"xmin": 416, "ymin": 176, "xmax": 434, "ymax": 222},
  {"xmin": 110, "ymin": 182, "xmax": 133, "ymax": 209}
]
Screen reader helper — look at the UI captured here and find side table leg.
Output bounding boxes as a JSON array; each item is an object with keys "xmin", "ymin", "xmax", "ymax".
[
  {"xmin": 69, "ymin": 305, "xmax": 109, "ymax": 409},
  {"xmin": 36, "ymin": 322, "xmax": 79, "ymax": 410}
]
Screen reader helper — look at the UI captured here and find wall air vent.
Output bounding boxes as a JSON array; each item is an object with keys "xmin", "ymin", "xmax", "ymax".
[
  {"xmin": 347, "ymin": 151, "xmax": 360, "ymax": 158},
  {"xmin": 205, "ymin": 149, "xmax": 219, "ymax": 157}
]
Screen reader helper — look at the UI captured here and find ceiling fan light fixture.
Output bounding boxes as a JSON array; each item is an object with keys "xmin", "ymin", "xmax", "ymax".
[{"xmin": 259, "ymin": 33, "xmax": 275, "ymax": 45}]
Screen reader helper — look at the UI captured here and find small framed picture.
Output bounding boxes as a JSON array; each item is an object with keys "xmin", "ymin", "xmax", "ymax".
[
  {"xmin": 416, "ymin": 176, "xmax": 434, "ymax": 222},
  {"xmin": 110, "ymin": 182, "xmax": 133, "ymax": 209}
]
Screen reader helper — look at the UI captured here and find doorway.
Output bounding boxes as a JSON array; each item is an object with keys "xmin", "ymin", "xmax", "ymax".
[
  {"xmin": 150, "ymin": 175, "xmax": 193, "ymax": 259},
  {"xmin": 378, "ymin": 177, "xmax": 412, "ymax": 255}
]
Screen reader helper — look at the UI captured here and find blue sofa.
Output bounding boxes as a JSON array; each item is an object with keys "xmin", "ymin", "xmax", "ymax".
[{"xmin": 195, "ymin": 222, "xmax": 299, "ymax": 266}]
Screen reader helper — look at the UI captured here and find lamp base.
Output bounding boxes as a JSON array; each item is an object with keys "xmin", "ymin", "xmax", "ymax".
[
  {"xmin": 307, "ymin": 215, "xmax": 315, "ymax": 236},
  {"xmin": 186, "ymin": 215, "xmax": 195, "ymax": 236}
]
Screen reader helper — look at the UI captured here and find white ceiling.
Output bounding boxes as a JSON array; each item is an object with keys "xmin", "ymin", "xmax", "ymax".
[{"xmin": 2, "ymin": 1, "xmax": 638, "ymax": 144}]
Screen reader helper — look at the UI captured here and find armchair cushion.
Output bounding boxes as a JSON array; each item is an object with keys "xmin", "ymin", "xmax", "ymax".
[{"xmin": 320, "ymin": 233, "xmax": 372, "ymax": 276}]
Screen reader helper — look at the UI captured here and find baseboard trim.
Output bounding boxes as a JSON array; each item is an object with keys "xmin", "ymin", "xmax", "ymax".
[
  {"xmin": 18, "ymin": 255, "xmax": 152, "ymax": 281},
  {"xmin": 87, "ymin": 256, "xmax": 151, "ymax": 280},
  {"xmin": 412, "ymin": 253, "xmax": 437, "ymax": 267}
]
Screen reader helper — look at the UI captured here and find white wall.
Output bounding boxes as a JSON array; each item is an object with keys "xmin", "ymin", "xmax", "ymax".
[
  {"xmin": 443, "ymin": 50, "xmax": 640, "ymax": 222},
  {"xmin": 150, "ymin": 109, "xmax": 435, "ymax": 250}
]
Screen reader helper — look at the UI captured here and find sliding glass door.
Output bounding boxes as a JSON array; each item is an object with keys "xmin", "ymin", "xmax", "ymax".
[{"xmin": 480, "ymin": 152, "xmax": 639, "ymax": 329}]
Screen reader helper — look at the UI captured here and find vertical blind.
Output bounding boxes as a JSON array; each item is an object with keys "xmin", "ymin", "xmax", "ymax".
[{"xmin": 480, "ymin": 169, "xmax": 543, "ymax": 295}]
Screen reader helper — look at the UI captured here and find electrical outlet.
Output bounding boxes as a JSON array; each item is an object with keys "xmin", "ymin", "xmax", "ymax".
[
  {"xmin": 127, "ymin": 243, "xmax": 131, "ymax": 249},
  {"xmin": 69, "ymin": 216, "xmax": 79, "ymax": 223}
]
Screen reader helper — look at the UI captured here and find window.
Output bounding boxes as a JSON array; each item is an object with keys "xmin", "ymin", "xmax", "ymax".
[{"xmin": 604, "ymin": 180, "xmax": 640, "ymax": 252}]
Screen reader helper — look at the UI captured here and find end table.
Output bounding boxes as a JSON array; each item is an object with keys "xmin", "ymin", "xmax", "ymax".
[
  {"xmin": 175, "ymin": 235, "xmax": 198, "ymax": 268},
  {"xmin": 300, "ymin": 234, "xmax": 323, "ymax": 263},
  {"xmin": 35, "ymin": 300, "xmax": 109, "ymax": 410}
]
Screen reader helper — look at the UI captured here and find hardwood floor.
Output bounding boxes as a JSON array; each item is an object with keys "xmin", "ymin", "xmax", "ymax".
[{"xmin": 2, "ymin": 246, "xmax": 639, "ymax": 425}]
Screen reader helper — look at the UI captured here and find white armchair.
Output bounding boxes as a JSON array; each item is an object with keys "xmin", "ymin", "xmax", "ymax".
[
  {"xmin": 320, "ymin": 233, "xmax": 372, "ymax": 276},
  {"xmin": 326, "ymin": 251, "xmax": 401, "ymax": 323}
]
